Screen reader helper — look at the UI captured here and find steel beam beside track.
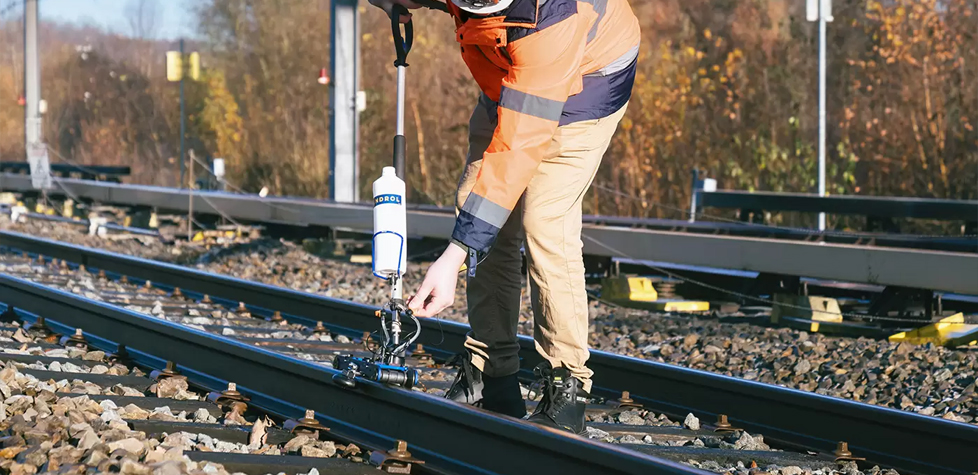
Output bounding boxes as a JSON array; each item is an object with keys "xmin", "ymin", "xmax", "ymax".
[
  {"xmin": 698, "ymin": 190, "xmax": 978, "ymax": 221},
  {"xmin": 0, "ymin": 273, "xmax": 700, "ymax": 475},
  {"xmin": 0, "ymin": 162, "xmax": 131, "ymax": 179},
  {"xmin": 2, "ymin": 177, "xmax": 975, "ymax": 294},
  {"xmin": 1, "ymin": 233, "xmax": 975, "ymax": 475},
  {"xmin": 578, "ymin": 225, "xmax": 978, "ymax": 295}
]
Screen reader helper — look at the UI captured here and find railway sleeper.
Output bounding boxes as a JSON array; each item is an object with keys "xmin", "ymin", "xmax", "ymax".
[
  {"xmin": 0, "ymin": 238, "xmax": 965, "ymax": 474},
  {"xmin": 0, "ymin": 318, "xmax": 410, "ymax": 475}
]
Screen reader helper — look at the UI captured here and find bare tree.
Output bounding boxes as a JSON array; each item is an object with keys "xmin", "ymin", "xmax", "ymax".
[
  {"xmin": 124, "ymin": 0, "xmax": 162, "ymax": 77},
  {"xmin": 125, "ymin": 0, "xmax": 161, "ymax": 39}
]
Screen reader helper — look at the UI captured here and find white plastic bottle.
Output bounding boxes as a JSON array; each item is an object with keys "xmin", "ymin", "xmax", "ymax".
[{"xmin": 372, "ymin": 166, "xmax": 407, "ymax": 278}]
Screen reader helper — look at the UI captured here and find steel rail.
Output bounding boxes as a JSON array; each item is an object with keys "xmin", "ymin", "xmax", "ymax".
[
  {"xmin": 0, "ymin": 162, "xmax": 130, "ymax": 178},
  {"xmin": 577, "ymin": 225, "xmax": 978, "ymax": 295},
  {"xmin": 0, "ymin": 272, "xmax": 701, "ymax": 475},
  {"xmin": 7, "ymin": 173, "xmax": 976, "ymax": 245},
  {"xmin": 697, "ymin": 189, "xmax": 978, "ymax": 221},
  {"xmin": 14, "ymin": 212, "xmax": 164, "ymax": 238},
  {"xmin": 1, "ymin": 232, "xmax": 975, "ymax": 475},
  {"xmin": 2, "ymin": 175, "xmax": 976, "ymax": 293}
]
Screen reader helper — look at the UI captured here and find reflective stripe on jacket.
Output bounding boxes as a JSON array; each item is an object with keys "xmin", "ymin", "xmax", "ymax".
[{"xmin": 449, "ymin": 0, "xmax": 640, "ymax": 253}]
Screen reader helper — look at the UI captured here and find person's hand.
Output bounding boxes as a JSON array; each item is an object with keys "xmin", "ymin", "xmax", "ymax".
[
  {"xmin": 408, "ymin": 243, "xmax": 467, "ymax": 317},
  {"xmin": 367, "ymin": 0, "xmax": 423, "ymax": 22}
]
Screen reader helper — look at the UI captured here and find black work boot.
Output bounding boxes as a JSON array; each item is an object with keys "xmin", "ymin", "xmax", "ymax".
[
  {"xmin": 481, "ymin": 373, "xmax": 527, "ymax": 418},
  {"xmin": 445, "ymin": 353, "xmax": 483, "ymax": 404},
  {"xmin": 445, "ymin": 354, "xmax": 526, "ymax": 418},
  {"xmin": 526, "ymin": 362, "xmax": 588, "ymax": 434}
]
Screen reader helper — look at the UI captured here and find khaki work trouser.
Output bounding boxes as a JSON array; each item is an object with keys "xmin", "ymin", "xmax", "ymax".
[{"xmin": 456, "ymin": 96, "xmax": 628, "ymax": 393}]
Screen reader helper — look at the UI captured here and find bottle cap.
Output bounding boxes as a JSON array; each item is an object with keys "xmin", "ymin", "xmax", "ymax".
[{"xmin": 382, "ymin": 166, "xmax": 396, "ymax": 176}]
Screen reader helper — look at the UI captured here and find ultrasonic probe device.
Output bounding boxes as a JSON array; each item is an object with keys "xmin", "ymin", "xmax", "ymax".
[{"xmin": 332, "ymin": 5, "xmax": 421, "ymax": 389}]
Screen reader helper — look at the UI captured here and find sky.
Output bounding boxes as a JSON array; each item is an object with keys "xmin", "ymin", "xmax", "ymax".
[{"xmin": 38, "ymin": 0, "xmax": 195, "ymax": 40}]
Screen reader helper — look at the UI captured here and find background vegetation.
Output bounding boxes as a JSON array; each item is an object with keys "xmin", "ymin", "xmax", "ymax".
[{"xmin": 0, "ymin": 0, "xmax": 974, "ymax": 228}]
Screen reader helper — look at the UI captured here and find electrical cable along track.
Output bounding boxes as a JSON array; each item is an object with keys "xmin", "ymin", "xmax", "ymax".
[{"xmin": 0, "ymin": 232, "xmax": 974, "ymax": 475}]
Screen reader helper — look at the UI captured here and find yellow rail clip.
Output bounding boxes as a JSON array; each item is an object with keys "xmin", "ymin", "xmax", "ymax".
[{"xmin": 889, "ymin": 313, "xmax": 978, "ymax": 347}]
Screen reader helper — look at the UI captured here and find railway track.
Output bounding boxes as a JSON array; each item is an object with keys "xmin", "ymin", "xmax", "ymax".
[
  {"xmin": 0, "ymin": 251, "xmax": 698, "ymax": 475},
  {"xmin": 0, "ymin": 231, "xmax": 973, "ymax": 475},
  {"xmin": 0, "ymin": 320, "xmax": 382, "ymax": 474}
]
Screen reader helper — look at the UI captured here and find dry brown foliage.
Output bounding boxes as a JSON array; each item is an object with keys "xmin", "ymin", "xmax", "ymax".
[{"xmin": 0, "ymin": 0, "xmax": 973, "ymax": 228}]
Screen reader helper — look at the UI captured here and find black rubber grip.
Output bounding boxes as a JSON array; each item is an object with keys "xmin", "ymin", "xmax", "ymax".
[
  {"xmin": 391, "ymin": 5, "xmax": 413, "ymax": 67},
  {"xmin": 413, "ymin": 0, "xmax": 449, "ymax": 12},
  {"xmin": 393, "ymin": 135, "xmax": 406, "ymax": 179}
]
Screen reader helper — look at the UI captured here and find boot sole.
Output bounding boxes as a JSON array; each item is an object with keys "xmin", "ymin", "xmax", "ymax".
[{"xmin": 525, "ymin": 415, "xmax": 585, "ymax": 435}]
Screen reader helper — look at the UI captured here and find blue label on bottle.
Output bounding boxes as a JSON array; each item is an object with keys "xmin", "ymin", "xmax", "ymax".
[{"xmin": 374, "ymin": 194, "xmax": 403, "ymax": 206}]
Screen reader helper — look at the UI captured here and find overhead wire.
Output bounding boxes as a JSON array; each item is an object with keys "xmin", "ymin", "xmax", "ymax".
[
  {"xmin": 197, "ymin": 194, "xmax": 244, "ymax": 227},
  {"xmin": 17, "ymin": 145, "xmax": 85, "ymax": 211},
  {"xmin": 50, "ymin": 177, "xmax": 83, "ymax": 207},
  {"xmin": 33, "ymin": 143, "xmax": 300, "ymax": 219},
  {"xmin": 42, "ymin": 145, "xmax": 119, "ymax": 179},
  {"xmin": 182, "ymin": 153, "xmax": 248, "ymax": 228},
  {"xmin": 186, "ymin": 153, "xmax": 300, "ymax": 216}
]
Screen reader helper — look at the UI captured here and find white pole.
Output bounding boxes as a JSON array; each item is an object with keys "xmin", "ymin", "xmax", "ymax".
[
  {"xmin": 24, "ymin": 0, "xmax": 41, "ymax": 149},
  {"xmin": 816, "ymin": 0, "xmax": 831, "ymax": 231},
  {"xmin": 329, "ymin": 0, "xmax": 360, "ymax": 203}
]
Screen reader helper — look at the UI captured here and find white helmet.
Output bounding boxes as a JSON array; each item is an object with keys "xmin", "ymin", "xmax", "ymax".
[{"xmin": 450, "ymin": 0, "xmax": 515, "ymax": 15}]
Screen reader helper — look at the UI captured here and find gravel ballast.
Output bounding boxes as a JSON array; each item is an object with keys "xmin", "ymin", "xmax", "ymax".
[{"xmin": 2, "ymin": 218, "xmax": 975, "ymax": 426}]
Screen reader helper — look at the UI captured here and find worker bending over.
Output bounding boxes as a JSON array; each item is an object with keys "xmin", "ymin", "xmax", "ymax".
[{"xmin": 370, "ymin": 0, "xmax": 640, "ymax": 434}]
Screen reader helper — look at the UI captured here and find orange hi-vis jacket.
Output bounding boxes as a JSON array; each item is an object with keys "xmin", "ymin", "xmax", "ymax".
[{"xmin": 448, "ymin": 0, "xmax": 640, "ymax": 254}]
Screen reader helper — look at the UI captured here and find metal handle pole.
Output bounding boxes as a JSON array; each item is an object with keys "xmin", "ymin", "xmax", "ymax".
[
  {"xmin": 394, "ymin": 65, "xmax": 406, "ymax": 179},
  {"xmin": 390, "ymin": 5, "xmax": 413, "ymax": 180}
]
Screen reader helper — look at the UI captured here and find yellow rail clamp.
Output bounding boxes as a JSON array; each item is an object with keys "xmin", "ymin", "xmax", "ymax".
[
  {"xmin": 62, "ymin": 200, "xmax": 74, "ymax": 218},
  {"xmin": 888, "ymin": 313, "xmax": 978, "ymax": 347},
  {"xmin": 600, "ymin": 276, "xmax": 709, "ymax": 312},
  {"xmin": 646, "ymin": 300, "xmax": 710, "ymax": 312},
  {"xmin": 350, "ymin": 255, "xmax": 372, "ymax": 264},
  {"xmin": 602, "ymin": 276, "xmax": 658, "ymax": 302},
  {"xmin": 771, "ymin": 294, "xmax": 843, "ymax": 332}
]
